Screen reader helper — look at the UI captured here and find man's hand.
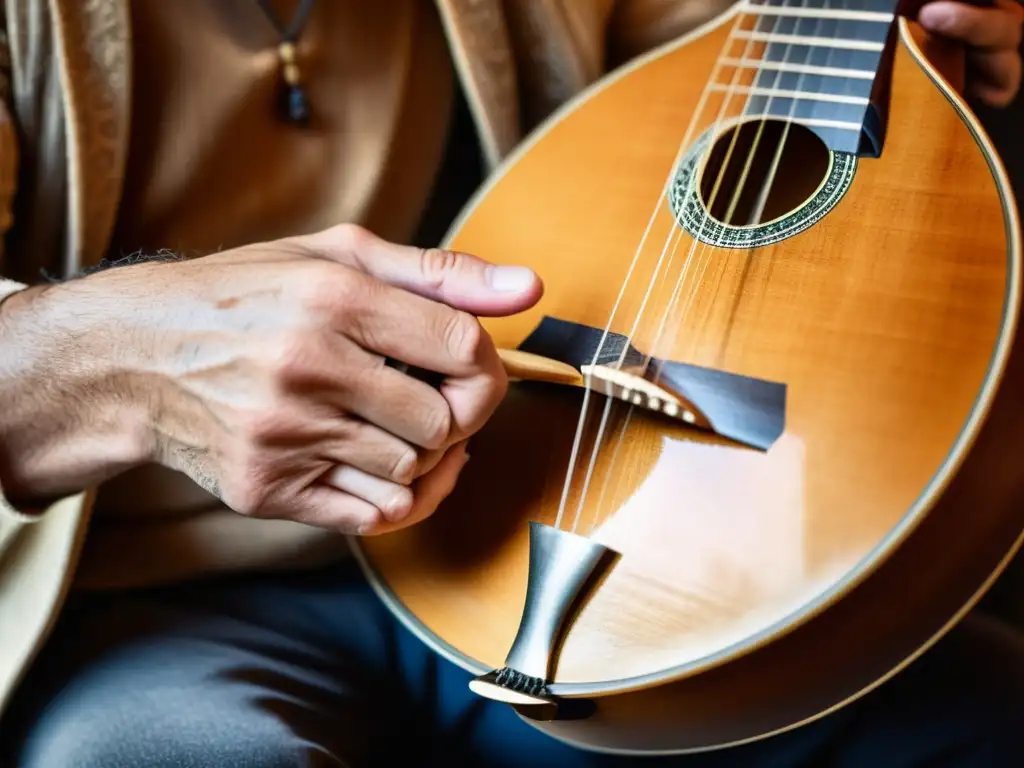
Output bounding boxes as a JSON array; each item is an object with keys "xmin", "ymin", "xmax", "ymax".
[
  {"xmin": 918, "ymin": 0, "xmax": 1024, "ymax": 107},
  {"xmin": 0, "ymin": 224, "xmax": 542, "ymax": 535}
]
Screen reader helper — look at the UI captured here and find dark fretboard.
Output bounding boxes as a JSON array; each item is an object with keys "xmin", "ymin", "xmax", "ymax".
[{"xmin": 719, "ymin": 0, "xmax": 901, "ymax": 154}]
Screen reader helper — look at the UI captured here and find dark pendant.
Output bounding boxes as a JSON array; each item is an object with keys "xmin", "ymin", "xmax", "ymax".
[{"xmin": 284, "ymin": 84, "xmax": 310, "ymax": 126}]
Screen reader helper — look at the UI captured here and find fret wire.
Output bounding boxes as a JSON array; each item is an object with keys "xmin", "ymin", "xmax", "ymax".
[
  {"xmin": 709, "ymin": 0, "xmax": 895, "ymax": 155},
  {"xmin": 738, "ymin": 4, "xmax": 894, "ymax": 22},
  {"xmin": 733, "ymin": 30, "xmax": 886, "ymax": 51},
  {"xmin": 741, "ymin": 0, "xmax": 899, "ymax": 10},
  {"xmin": 719, "ymin": 57, "xmax": 877, "ymax": 80},
  {"xmin": 710, "ymin": 84, "xmax": 870, "ymax": 105},
  {"xmin": 740, "ymin": 115, "xmax": 863, "ymax": 131}
]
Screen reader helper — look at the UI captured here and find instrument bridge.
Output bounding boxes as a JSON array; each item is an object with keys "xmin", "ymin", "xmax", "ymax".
[{"xmin": 514, "ymin": 316, "xmax": 787, "ymax": 451}]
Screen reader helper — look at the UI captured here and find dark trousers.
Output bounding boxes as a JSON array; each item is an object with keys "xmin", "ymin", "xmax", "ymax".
[{"xmin": 3, "ymin": 557, "xmax": 1024, "ymax": 767}]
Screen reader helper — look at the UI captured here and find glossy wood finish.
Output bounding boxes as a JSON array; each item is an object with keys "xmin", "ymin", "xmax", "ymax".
[{"xmin": 352, "ymin": 13, "xmax": 1022, "ymax": 752}]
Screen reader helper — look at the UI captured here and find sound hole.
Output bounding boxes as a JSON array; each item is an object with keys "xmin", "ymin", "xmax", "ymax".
[{"xmin": 698, "ymin": 120, "xmax": 831, "ymax": 227}]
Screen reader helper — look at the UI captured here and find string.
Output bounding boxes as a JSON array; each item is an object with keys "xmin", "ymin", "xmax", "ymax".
[
  {"xmin": 569, "ymin": 19, "xmax": 774, "ymax": 536},
  {"xmin": 577, "ymin": 0, "xmax": 851, "ymax": 535},
  {"xmin": 645, "ymin": 0, "xmax": 813, "ymax": 381},
  {"xmin": 569, "ymin": 1, "xmax": 791, "ymax": 535},
  {"xmin": 562, "ymin": 0, "xmax": 883, "ymax": 535},
  {"xmin": 589, "ymin": 5, "xmax": 863, "ymax": 541},
  {"xmin": 748, "ymin": 5, "xmax": 835, "ymax": 226},
  {"xmin": 685, "ymin": 1, "xmax": 841, "ymax": 365},
  {"xmin": 647, "ymin": 0, "xmax": 819, "ymax": 371},
  {"xmin": 550, "ymin": 7, "xmax": 753, "ymax": 531},
  {"xmin": 675, "ymin": 1, "xmax": 846, "ymax": 372},
  {"xmin": 563, "ymin": 6, "xmax": 776, "ymax": 534}
]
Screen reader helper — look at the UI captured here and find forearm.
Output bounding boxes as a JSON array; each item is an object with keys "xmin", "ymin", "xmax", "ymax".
[{"xmin": 0, "ymin": 282, "xmax": 151, "ymax": 507}]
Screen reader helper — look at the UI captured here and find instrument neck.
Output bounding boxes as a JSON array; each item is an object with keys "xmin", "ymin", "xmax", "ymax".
[{"xmin": 733, "ymin": 0, "xmax": 900, "ymax": 155}]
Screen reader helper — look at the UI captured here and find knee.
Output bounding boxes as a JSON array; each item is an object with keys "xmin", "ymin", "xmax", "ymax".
[
  {"xmin": 14, "ymin": 691, "xmax": 340, "ymax": 768},
  {"xmin": 15, "ymin": 699, "xmax": 158, "ymax": 768}
]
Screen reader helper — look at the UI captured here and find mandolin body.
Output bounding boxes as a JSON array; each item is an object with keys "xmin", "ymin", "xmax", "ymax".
[{"xmin": 351, "ymin": 9, "xmax": 1023, "ymax": 755}]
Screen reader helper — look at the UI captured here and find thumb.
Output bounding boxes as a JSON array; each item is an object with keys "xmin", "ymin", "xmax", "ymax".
[{"xmin": 307, "ymin": 224, "xmax": 544, "ymax": 316}]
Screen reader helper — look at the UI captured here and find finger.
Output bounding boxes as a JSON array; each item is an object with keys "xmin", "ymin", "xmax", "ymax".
[
  {"xmin": 323, "ymin": 417, "xmax": 446, "ymax": 483},
  {"xmin": 289, "ymin": 485, "xmax": 386, "ymax": 535},
  {"xmin": 336, "ymin": 268, "xmax": 505, "ymax": 379},
  {"xmin": 440, "ymin": 358, "xmax": 508, "ymax": 443},
  {"xmin": 301, "ymin": 331, "xmax": 453, "ymax": 449},
  {"xmin": 319, "ymin": 272, "xmax": 510, "ymax": 444},
  {"xmin": 306, "ymin": 224, "xmax": 544, "ymax": 317},
  {"xmin": 321, "ymin": 464, "xmax": 414, "ymax": 524},
  {"xmin": 334, "ymin": 349, "xmax": 456, "ymax": 450},
  {"xmin": 968, "ymin": 47, "xmax": 1023, "ymax": 106},
  {"xmin": 341, "ymin": 295, "xmax": 509, "ymax": 443},
  {"xmin": 918, "ymin": 1, "xmax": 1023, "ymax": 50},
  {"xmin": 363, "ymin": 440, "xmax": 471, "ymax": 535},
  {"xmin": 278, "ymin": 329, "xmax": 457, "ymax": 450}
]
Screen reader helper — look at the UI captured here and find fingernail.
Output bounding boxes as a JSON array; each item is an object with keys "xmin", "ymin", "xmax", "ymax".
[{"xmin": 488, "ymin": 265, "xmax": 535, "ymax": 292}]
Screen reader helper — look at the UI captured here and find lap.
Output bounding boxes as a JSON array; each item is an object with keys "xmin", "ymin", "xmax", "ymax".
[
  {"xmin": 3, "ymin": 561, "xmax": 1024, "ymax": 768},
  {"xmin": 2, "ymin": 565, "xmax": 405, "ymax": 766}
]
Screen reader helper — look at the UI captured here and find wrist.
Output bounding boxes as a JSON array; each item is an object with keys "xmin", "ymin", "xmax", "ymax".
[{"xmin": 0, "ymin": 280, "xmax": 152, "ymax": 503}]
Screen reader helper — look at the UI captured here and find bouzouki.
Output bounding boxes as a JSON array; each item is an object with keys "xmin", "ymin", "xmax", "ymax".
[{"xmin": 353, "ymin": 0, "xmax": 1024, "ymax": 755}]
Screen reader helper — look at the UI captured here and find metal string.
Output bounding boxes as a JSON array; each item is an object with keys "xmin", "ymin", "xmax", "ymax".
[
  {"xmin": 550, "ymin": 7, "xmax": 756, "ymax": 530},
  {"xmin": 566, "ymin": 2, "xmax": 792, "ymax": 535},
  {"xmin": 573, "ymin": 0, "xmax": 876, "ymax": 535},
  {"xmin": 561, "ymin": 7, "xmax": 779, "ymax": 534}
]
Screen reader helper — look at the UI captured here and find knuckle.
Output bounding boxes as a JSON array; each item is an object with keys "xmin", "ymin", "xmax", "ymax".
[
  {"xmin": 420, "ymin": 402, "xmax": 453, "ymax": 449},
  {"xmin": 442, "ymin": 310, "xmax": 484, "ymax": 367},
  {"xmin": 332, "ymin": 272, "xmax": 381, "ymax": 335},
  {"xmin": 383, "ymin": 487, "xmax": 415, "ymax": 520},
  {"xmin": 301, "ymin": 263, "xmax": 371, "ymax": 319},
  {"xmin": 335, "ymin": 223, "xmax": 377, "ymax": 255},
  {"xmin": 329, "ymin": 266, "xmax": 369, "ymax": 310},
  {"xmin": 418, "ymin": 247, "xmax": 460, "ymax": 288},
  {"xmin": 390, "ymin": 446, "xmax": 420, "ymax": 484},
  {"xmin": 340, "ymin": 355, "xmax": 386, "ymax": 403}
]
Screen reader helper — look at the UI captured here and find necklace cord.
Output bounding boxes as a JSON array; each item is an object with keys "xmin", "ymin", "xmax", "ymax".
[{"xmin": 256, "ymin": 0, "xmax": 317, "ymax": 124}]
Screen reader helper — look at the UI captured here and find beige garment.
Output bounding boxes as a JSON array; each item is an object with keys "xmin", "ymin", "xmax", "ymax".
[
  {"xmin": 0, "ymin": 0, "xmax": 737, "ymax": 720},
  {"xmin": 112, "ymin": 0, "xmax": 453, "ymax": 256},
  {"xmin": 77, "ymin": 0, "xmax": 455, "ymax": 588}
]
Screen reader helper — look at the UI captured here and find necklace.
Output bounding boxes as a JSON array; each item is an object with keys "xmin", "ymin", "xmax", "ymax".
[{"xmin": 256, "ymin": 0, "xmax": 316, "ymax": 125}]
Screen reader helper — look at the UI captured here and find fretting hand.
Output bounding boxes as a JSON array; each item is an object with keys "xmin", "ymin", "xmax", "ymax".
[
  {"xmin": 918, "ymin": 0, "xmax": 1024, "ymax": 107},
  {"xmin": 0, "ymin": 224, "xmax": 542, "ymax": 535}
]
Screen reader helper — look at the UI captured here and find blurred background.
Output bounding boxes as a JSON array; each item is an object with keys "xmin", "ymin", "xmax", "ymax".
[
  {"xmin": 977, "ymin": 91, "xmax": 1023, "ymax": 197},
  {"xmin": 975, "ymin": 55, "xmax": 1024, "ymax": 625}
]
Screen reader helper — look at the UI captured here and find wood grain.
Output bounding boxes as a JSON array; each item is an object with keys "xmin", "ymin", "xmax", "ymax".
[{"xmin": 352, "ymin": 15, "xmax": 1022, "ymax": 751}]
